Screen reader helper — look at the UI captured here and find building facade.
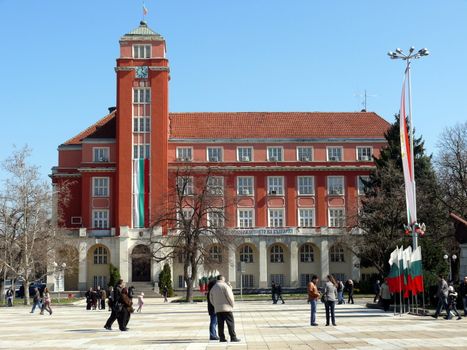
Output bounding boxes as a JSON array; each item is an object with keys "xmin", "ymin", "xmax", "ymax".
[{"xmin": 51, "ymin": 21, "xmax": 390, "ymax": 291}]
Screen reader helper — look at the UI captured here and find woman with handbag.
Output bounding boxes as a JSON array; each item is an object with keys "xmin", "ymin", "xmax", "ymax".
[
  {"xmin": 117, "ymin": 287, "xmax": 134, "ymax": 331},
  {"xmin": 40, "ymin": 288, "xmax": 53, "ymax": 315},
  {"xmin": 324, "ymin": 275, "xmax": 338, "ymax": 326}
]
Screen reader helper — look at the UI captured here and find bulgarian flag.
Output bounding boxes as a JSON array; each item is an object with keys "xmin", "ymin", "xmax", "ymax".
[
  {"xmin": 400, "ymin": 69, "xmax": 417, "ymax": 225},
  {"xmin": 402, "ymin": 246, "xmax": 412, "ymax": 298},
  {"xmin": 133, "ymin": 158, "xmax": 150, "ymax": 228},
  {"xmin": 410, "ymin": 246, "xmax": 424, "ymax": 294},
  {"xmin": 143, "ymin": 4, "xmax": 148, "ymax": 16},
  {"xmin": 387, "ymin": 246, "xmax": 404, "ymax": 293}
]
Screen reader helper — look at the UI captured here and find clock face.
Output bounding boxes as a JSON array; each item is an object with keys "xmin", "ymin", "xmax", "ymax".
[{"xmin": 135, "ymin": 66, "xmax": 148, "ymax": 79}]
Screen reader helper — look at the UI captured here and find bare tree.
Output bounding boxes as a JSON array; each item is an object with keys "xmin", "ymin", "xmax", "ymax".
[
  {"xmin": 147, "ymin": 168, "xmax": 236, "ymax": 302},
  {"xmin": 435, "ymin": 122, "xmax": 467, "ymax": 219}
]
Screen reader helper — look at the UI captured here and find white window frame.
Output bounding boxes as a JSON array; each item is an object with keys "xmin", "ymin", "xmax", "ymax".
[
  {"xmin": 357, "ymin": 175, "xmax": 370, "ymax": 195},
  {"xmin": 133, "ymin": 87, "xmax": 151, "ymax": 104},
  {"xmin": 237, "ymin": 176, "xmax": 254, "ymax": 196},
  {"xmin": 176, "ymin": 147, "xmax": 193, "ymax": 161},
  {"xmin": 267, "ymin": 176, "xmax": 284, "ymax": 195},
  {"xmin": 133, "ymin": 116, "xmax": 151, "ymax": 133},
  {"xmin": 133, "ymin": 44, "xmax": 151, "ymax": 59},
  {"xmin": 92, "ymin": 210, "xmax": 109, "ymax": 229},
  {"xmin": 93, "ymin": 147, "xmax": 110, "ymax": 162},
  {"xmin": 356, "ymin": 146, "xmax": 373, "ymax": 161},
  {"xmin": 329, "ymin": 208, "xmax": 346, "ymax": 227},
  {"xmin": 93, "ymin": 246, "xmax": 109, "ymax": 264},
  {"xmin": 207, "ymin": 147, "xmax": 223, "ymax": 162},
  {"xmin": 237, "ymin": 208, "xmax": 254, "ymax": 228},
  {"xmin": 237, "ymin": 146, "xmax": 253, "ymax": 162},
  {"xmin": 270, "ymin": 245, "xmax": 284, "ymax": 263},
  {"xmin": 207, "ymin": 176, "xmax": 224, "ymax": 196},
  {"xmin": 92, "ymin": 177, "xmax": 109, "ymax": 197},
  {"xmin": 330, "ymin": 245, "xmax": 345, "ymax": 262},
  {"xmin": 133, "ymin": 144, "xmax": 150, "ymax": 159},
  {"xmin": 298, "ymin": 208, "xmax": 315, "ymax": 227},
  {"xmin": 327, "ymin": 176, "xmax": 344, "ymax": 196},
  {"xmin": 209, "ymin": 245, "xmax": 223, "ymax": 264},
  {"xmin": 300, "ymin": 244, "xmax": 314, "ymax": 262},
  {"xmin": 297, "ymin": 176, "xmax": 314, "ymax": 195},
  {"xmin": 177, "ymin": 176, "xmax": 194, "ymax": 196},
  {"xmin": 267, "ymin": 146, "xmax": 284, "ymax": 161},
  {"xmin": 239, "ymin": 245, "xmax": 254, "ymax": 263},
  {"xmin": 327, "ymin": 146, "xmax": 343, "ymax": 162},
  {"xmin": 268, "ymin": 208, "xmax": 285, "ymax": 228},
  {"xmin": 297, "ymin": 146, "xmax": 313, "ymax": 161},
  {"xmin": 207, "ymin": 209, "xmax": 224, "ymax": 228}
]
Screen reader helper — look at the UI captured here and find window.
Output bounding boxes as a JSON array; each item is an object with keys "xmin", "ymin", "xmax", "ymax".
[
  {"xmin": 133, "ymin": 44, "xmax": 151, "ymax": 58},
  {"xmin": 268, "ymin": 176, "xmax": 284, "ymax": 195},
  {"xmin": 133, "ymin": 88, "xmax": 151, "ymax": 103},
  {"xmin": 330, "ymin": 245, "xmax": 345, "ymax": 262},
  {"xmin": 329, "ymin": 208, "xmax": 346, "ymax": 227},
  {"xmin": 300, "ymin": 274, "xmax": 313, "ymax": 287},
  {"xmin": 93, "ymin": 246, "xmax": 108, "ymax": 264},
  {"xmin": 334, "ymin": 273, "xmax": 347, "ymax": 282},
  {"xmin": 270, "ymin": 245, "xmax": 284, "ymax": 263},
  {"xmin": 207, "ymin": 176, "xmax": 224, "ymax": 195},
  {"xmin": 133, "ymin": 144, "xmax": 150, "ymax": 159},
  {"xmin": 237, "ymin": 147, "xmax": 253, "ymax": 162},
  {"xmin": 93, "ymin": 276, "xmax": 107, "ymax": 288},
  {"xmin": 300, "ymin": 244, "xmax": 314, "ymax": 262},
  {"xmin": 209, "ymin": 245, "xmax": 222, "ymax": 264},
  {"xmin": 177, "ymin": 177, "xmax": 193, "ymax": 196},
  {"xmin": 237, "ymin": 176, "xmax": 254, "ymax": 196},
  {"xmin": 297, "ymin": 147, "xmax": 313, "ymax": 161},
  {"xmin": 357, "ymin": 147, "xmax": 372, "ymax": 161},
  {"xmin": 270, "ymin": 274, "xmax": 284, "ymax": 286},
  {"xmin": 93, "ymin": 148, "xmax": 109, "ymax": 162},
  {"xmin": 207, "ymin": 147, "xmax": 223, "ymax": 162},
  {"xmin": 93, "ymin": 210, "xmax": 109, "ymax": 229},
  {"xmin": 268, "ymin": 209, "xmax": 285, "ymax": 227},
  {"xmin": 176, "ymin": 250, "xmax": 185, "ymax": 264},
  {"xmin": 298, "ymin": 209, "xmax": 315, "ymax": 227},
  {"xmin": 241, "ymin": 274, "xmax": 254, "ymax": 288},
  {"xmin": 267, "ymin": 147, "xmax": 283, "ymax": 161},
  {"xmin": 178, "ymin": 275, "xmax": 184, "ymax": 288},
  {"xmin": 92, "ymin": 177, "xmax": 109, "ymax": 197},
  {"xmin": 327, "ymin": 147, "xmax": 343, "ymax": 161},
  {"xmin": 327, "ymin": 176, "xmax": 344, "ymax": 195},
  {"xmin": 238, "ymin": 209, "xmax": 254, "ymax": 228},
  {"xmin": 357, "ymin": 175, "xmax": 370, "ymax": 195},
  {"xmin": 297, "ymin": 176, "xmax": 314, "ymax": 195},
  {"xmin": 239, "ymin": 245, "xmax": 254, "ymax": 263},
  {"xmin": 133, "ymin": 88, "xmax": 150, "ymax": 130},
  {"xmin": 71, "ymin": 216, "xmax": 82, "ymax": 225},
  {"xmin": 176, "ymin": 147, "xmax": 193, "ymax": 161},
  {"xmin": 133, "ymin": 117, "xmax": 150, "ymax": 132},
  {"xmin": 208, "ymin": 210, "xmax": 224, "ymax": 228}
]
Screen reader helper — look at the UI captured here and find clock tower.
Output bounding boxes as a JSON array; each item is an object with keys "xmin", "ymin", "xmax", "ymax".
[{"xmin": 115, "ymin": 21, "xmax": 169, "ymax": 233}]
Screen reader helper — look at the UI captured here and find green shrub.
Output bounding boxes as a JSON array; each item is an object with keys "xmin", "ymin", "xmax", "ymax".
[{"xmin": 158, "ymin": 263, "xmax": 174, "ymax": 297}]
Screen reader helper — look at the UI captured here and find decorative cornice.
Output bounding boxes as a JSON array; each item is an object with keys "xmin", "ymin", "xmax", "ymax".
[
  {"xmin": 58, "ymin": 144, "xmax": 82, "ymax": 151},
  {"xmin": 78, "ymin": 167, "xmax": 116, "ymax": 173},
  {"xmin": 115, "ymin": 66, "xmax": 169, "ymax": 72},
  {"xmin": 81, "ymin": 139, "xmax": 116, "ymax": 144},
  {"xmin": 169, "ymin": 137, "xmax": 387, "ymax": 144},
  {"xmin": 168, "ymin": 164, "xmax": 376, "ymax": 172}
]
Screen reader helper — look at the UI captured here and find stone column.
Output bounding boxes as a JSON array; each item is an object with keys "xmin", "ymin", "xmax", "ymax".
[
  {"xmin": 259, "ymin": 240, "xmax": 268, "ymax": 288},
  {"xmin": 78, "ymin": 240, "xmax": 88, "ymax": 291},
  {"xmin": 459, "ymin": 244, "xmax": 467, "ymax": 281},
  {"xmin": 320, "ymin": 239, "xmax": 329, "ymax": 282},
  {"xmin": 289, "ymin": 241, "xmax": 299, "ymax": 287},
  {"xmin": 351, "ymin": 252, "xmax": 361, "ymax": 281},
  {"xmin": 118, "ymin": 226, "xmax": 130, "ymax": 283},
  {"xmin": 228, "ymin": 246, "xmax": 236, "ymax": 288}
]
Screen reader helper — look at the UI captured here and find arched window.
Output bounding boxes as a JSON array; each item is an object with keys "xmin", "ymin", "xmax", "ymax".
[
  {"xmin": 239, "ymin": 245, "xmax": 254, "ymax": 263},
  {"xmin": 330, "ymin": 245, "xmax": 345, "ymax": 262},
  {"xmin": 209, "ymin": 245, "xmax": 222, "ymax": 264},
  {"xmin": 300, "ymin": 244, "xmax": 314, "ymax": 262},
  {"xmin": 270, "ymin": 245, "xmax": 284, "ymax": 263},
  {"xmin": 93, "ymin": 246, "xmax": 108, "ymax": 264}
]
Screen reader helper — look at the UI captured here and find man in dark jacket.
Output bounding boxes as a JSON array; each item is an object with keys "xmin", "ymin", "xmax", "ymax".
[
  {"xmin": 276, "ymin": 284, "xmax": 285, "ymax": 304},
  {"xmin": 432, "ymin": 275, "xmax": 449, "ymax": 319},
  {"xmin": 271, "ymin": 282, "xmax": 278, "ymax": 304},
  {"xmin": 460, "ymin": 276, "xmax": 467, "ymax": 316},
  {"xmin": 104, "ymin": 279, "xmax": 124, "ymax": 330},
  {"xmin": 207, "ymin": 279, "xmax": 219, "ymax": 340}
]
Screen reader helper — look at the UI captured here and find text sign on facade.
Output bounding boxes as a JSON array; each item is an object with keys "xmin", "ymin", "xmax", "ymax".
[{"xmin": 230, "ymin": 228, "xmax": 296, "ymax": 235}]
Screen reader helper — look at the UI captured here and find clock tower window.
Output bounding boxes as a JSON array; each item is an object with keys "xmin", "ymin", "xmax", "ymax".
[{"xmin": 133, "ymin": 44, "xmax": 151, "ymax": 59}]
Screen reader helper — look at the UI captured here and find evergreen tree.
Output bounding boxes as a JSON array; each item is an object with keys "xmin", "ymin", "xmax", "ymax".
[
  {"xmin": 108, "ymin": 264, "xmax": 121, "ymax": 287},
  {"xmin": 158, "ymin": 263, "xmax": 174, "ymax": 297}
]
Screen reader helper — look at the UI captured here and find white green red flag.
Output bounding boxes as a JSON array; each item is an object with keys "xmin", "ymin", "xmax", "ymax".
[
  {"xmin": 402, "ymin": 246, "xmax": 412, "ymax": 298},
  {"xmin": 143, "ymin": 4, "xmax": 148, "ymax": 16},
  {"xmin": 410, "ymin": 246, "xmax": 424, "ymax": 294},
  {"xmin": 133, "ymin": 158, "xmax": 149, "ymax": 228},
  {"xmin": 400, "ymin": 69, "xmax": 417, "ymax": 225},
  {"xmin": 387, "ymin": 246, "xmax": 404, "ymax": 293}
]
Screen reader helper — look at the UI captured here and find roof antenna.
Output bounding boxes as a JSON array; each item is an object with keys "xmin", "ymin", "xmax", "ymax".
[{"xmin": 354, "ymin": 90, "xmax": 377, "ymax": 112}]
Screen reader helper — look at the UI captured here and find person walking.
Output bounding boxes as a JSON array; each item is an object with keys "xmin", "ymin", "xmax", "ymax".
[
  {"xmin": 128, "ymin": 286, "xmax": 135, "ymax": 303},
  {"xmin": 104, "ymin": 279, "xmax": 124, "ymax": 330},
  {"xmin": 276, "ymin": 284, "xmax": 285, "ymax": 304},
  {"xmin": 460, "ymin": 276, "xmax": 467, "ymax": 317},
  {"xmin": 99, "ymin": 287, "xmax": 107, "ymax": 310},
  {"xmin": 373, "ymin": 280, "xmax": 381, "ymax": 303},
  {"xmin": 85, "ymin": 288, "xmax": 93, "ymax": 310},
  {"xmin": 6, "ymin": 288, "xmax": 13, "ymax": 307},
  {"xmin": 209, "ymin": 275, "xmax": 240, "ymax": 343},
  {"xmin": 345, "ymin": 279, "xmax": 354, "ymax": 304},
  {"xmin": 324, "ymin": 275, "xmax": 338, "ymax": 326},
  {"xmin": 30, "ymin": 288, "xmax": 42, "ymax": 314},
  {"xmin": 117, "ymin": 287, "xmax": 134, "ymax": 331},
  {"xmin": 445, "ymin": 285, "xmax": 462, "ymax": 320},
  {"xmin": 336, "ymin": 280, "xmax": 345, "ymax": 305},
  {"xmin": 432, "ymin": 275, "xmax": 449, "ymax": 319},
  {"xmin": 40, "ymin": 288, "xmax": 53, "ymax": 315},
  {"xmin": 379, "ymin": 278, "xmax": 391, "ymax": 312},
  {"xmin": 307, "ymin": 275, "xmax": 320, "ymax": 326},
  {"xmin": 207, "ymin": 279, "xmax": 219, "ymax": 340},
  {"xmin": 136, "ymin": 292, "xmax": 144, "ymax": 313},
  {"xmin": 162, "ymin": 285, "xmax": 168, "ymax": 302},
  {"xmin": 96, "ymin": 286, "xmax": 102, "ymax": 309},
  {"xmin": 271, "ymin": 282, "xmax": 278, "ymax": 304}
]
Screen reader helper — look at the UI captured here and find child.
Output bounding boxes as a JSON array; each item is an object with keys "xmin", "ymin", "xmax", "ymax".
[
  {"xmin": 136, "ymin": 292, "xmax": 144, "ymax": 313},
  {"xmin": 445, "ymin": 285, "xmax": 462, "ymax": 320}
]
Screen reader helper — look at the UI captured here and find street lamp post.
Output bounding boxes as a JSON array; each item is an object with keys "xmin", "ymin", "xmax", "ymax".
[
  {"xmin": 387, "ymin": 47, "xmax": 429, "ymax": 251},
  {"xmin": 443, "ymin": 254, "xmax": 457, "ymax": 282}
]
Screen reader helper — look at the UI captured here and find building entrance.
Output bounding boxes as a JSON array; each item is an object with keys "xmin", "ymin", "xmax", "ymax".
[{"xmin": 131, "ymin": 245, "xmax": 151, "ymax": 282}]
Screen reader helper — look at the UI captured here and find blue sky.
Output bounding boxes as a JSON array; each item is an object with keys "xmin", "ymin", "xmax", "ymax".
[{"xmin": 0, "ymin": 0, "xmax": 466, "ymax": 180}]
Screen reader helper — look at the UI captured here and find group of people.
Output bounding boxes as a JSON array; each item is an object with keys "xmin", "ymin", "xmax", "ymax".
[
  {"xmin": 307, "ymin": 274, "xmax": 342, "ymax": 326},
  {"xmin": 432, "ymin": 275, "xmax": 467, "ymax": 320},
  {"xmin": 30, "ymin": 287, "xmax": 53, "ymax": 315},
  {"xmin": 85, "ymin": 286, "xmax": 107, "ymax": 310},
  {"xmin": 271, "ymin": 282, "xmax": 285, "ymax": 304}
]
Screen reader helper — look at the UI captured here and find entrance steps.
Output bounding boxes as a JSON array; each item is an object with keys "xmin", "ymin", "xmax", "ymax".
[{"xmin": 129, "ymin": 282, "xmax": 161, "ymax": 298}]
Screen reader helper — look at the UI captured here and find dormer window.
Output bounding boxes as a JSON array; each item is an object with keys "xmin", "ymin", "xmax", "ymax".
[
  {"xmin": 93, "ymin": 147, "xmax": 109, "ymax": 162},
  {"xmin": 133, "ymin": 45, "xmax": 151, "ymax": 59}
]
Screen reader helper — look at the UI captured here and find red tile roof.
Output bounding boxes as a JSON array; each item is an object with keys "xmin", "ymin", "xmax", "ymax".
[
  {"xmin": 169, "ymin": 112, "xmax": 390, "ymax": 139},
  {"xmin": 63, "ymin": 110, "xmax": 116, "ymax": 145}
]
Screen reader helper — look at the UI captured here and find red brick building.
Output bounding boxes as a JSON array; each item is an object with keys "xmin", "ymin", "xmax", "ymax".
[{"xmin": 52, "ymin": 21, "xmax": 389, "ymax": 291}]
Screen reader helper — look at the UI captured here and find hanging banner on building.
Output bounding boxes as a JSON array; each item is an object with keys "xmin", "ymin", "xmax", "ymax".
[{"xmin": 133, "ymin": 158, "xmax": 149, "ymax": 228}]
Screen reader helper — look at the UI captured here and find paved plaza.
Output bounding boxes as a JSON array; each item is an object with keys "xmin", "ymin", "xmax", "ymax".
[{"xmin": 1, "ymin": 298, "xmax": 467, "ymax": 350}]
